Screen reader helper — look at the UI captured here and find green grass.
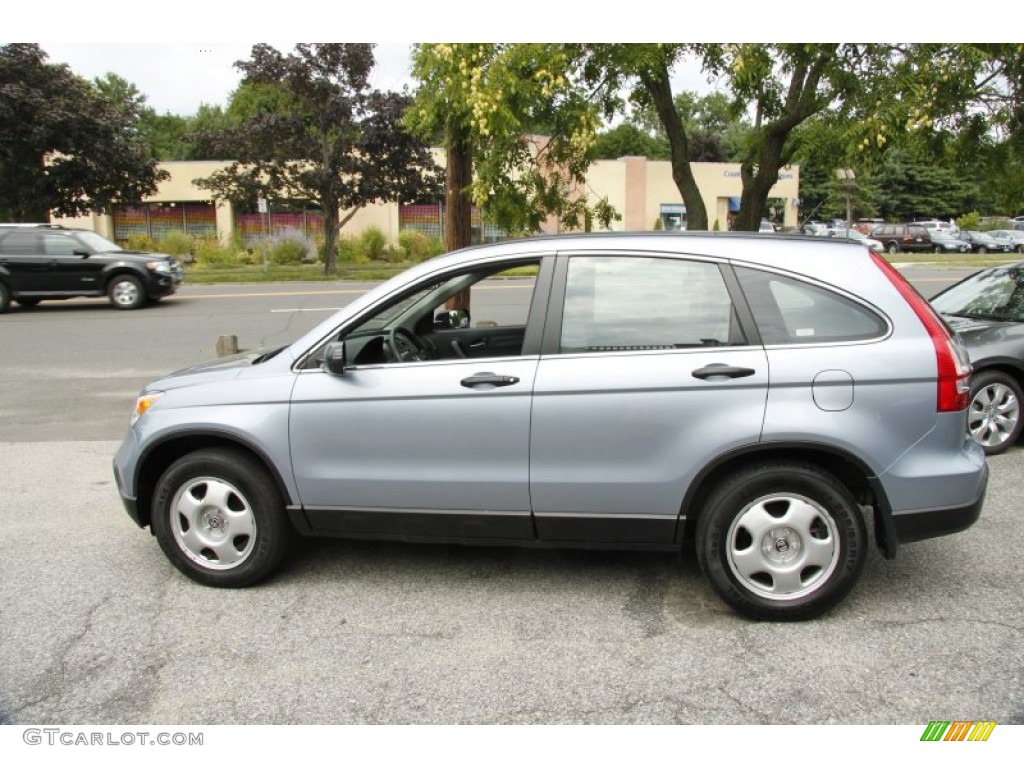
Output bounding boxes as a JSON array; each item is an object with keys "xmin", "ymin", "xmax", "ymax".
[
  {"xmin": 881, "ymin": 252, "xmax": 1020, "ymax": 267},
  {"xmin": 184, "ymin": 262, "xmax": 413, "ymax": 284}
]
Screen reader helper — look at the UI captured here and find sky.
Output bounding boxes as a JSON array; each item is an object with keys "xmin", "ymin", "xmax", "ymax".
[{"xmin": 11, "ymin": 1, "xmax": 1019, "ymax": 118}]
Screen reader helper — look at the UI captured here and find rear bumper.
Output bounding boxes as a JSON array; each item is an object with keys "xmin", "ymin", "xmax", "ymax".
[
  {"xmin": 891, "ymin": 462, "xmax": 987, "ymax": 543},
  {"xmin": 890, "ymin": 462, "xmax": 988, "ymax": 545}
]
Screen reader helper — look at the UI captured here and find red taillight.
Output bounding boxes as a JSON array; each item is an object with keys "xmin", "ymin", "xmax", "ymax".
[{"xmin": 870, "ymin": 252, "xmax": 971, "ymax": 411}]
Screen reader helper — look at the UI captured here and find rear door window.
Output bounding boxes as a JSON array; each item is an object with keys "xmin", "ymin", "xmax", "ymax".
[
  {"xmin": 558, "ymin": 256, "xmax": 746, "ymax": 352},
  {"xmin": 736, "ymin": 267, "xmax": 888, "ymax": 344}
]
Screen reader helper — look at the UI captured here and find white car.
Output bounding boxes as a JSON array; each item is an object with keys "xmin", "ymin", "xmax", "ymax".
[{"xmin": 988, "ymin": 230, "xmax": 1024, "ymax": 253}]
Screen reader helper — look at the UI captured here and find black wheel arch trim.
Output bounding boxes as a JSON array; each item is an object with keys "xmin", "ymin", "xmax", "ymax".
[
  {"xmin": 675, "ymin": 440, "xmax": 894, "ymax": 554},
  {"xmin": 133, "ymin": 428, "xmax": 296, "ymax": 529},
  {"xmin": 968, "ymin": 359, "xmax": 1024, "ymax": 383}
]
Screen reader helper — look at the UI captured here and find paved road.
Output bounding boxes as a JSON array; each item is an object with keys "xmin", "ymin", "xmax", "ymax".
[{"xmin": 1, "ymin": 266, "xmax": 1021, "ymax": 726}]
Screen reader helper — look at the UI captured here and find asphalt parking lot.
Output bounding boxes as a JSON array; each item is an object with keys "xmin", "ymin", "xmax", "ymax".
[{"xmin": 1, "ymin": 272, "xmax": 1022, "ymax": 725}]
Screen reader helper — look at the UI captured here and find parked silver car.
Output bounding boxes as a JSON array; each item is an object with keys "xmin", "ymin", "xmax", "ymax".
[{"xmin": 114, "ymin": 233, "xmax": 988, "ymax": 620}]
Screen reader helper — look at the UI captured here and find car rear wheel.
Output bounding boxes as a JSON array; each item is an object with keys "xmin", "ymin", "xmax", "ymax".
[
  {"xmin": 108, "ymin": 274, "xmax": 146, "ymax": 310},
  {"xmin": 696, "ymin": 462, "xmax": 866, "ymax": 620},
  {"xmin": 151, "ymin": 448, "xmax": 293, "ymax": 587},
  {"xmin": 967, "ymin": 371, "xmax": 1023, "ymax": 456}
]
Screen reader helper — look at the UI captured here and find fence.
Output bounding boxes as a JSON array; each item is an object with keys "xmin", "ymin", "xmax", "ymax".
[
  {"xmin": 113, "ymin": 203, "xmax": 217, "ymax": 243},
  {"xmin": 235, "ymin": 210, "xmax": 325, "ymax": 247},
  {"xmin": 399, "ymin": 203, "xmax": 506, "ymax": 244}
]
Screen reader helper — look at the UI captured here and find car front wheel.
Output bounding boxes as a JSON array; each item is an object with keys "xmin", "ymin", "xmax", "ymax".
[
  {"xmin": 886, "ymin": 242, "xmax": 898, "ymax": 254},
  {"xmin": 967, "ymin": 371, "xmax": 1023, "ymax": 455},
  {"xmin": 151, "ymin": 448, "xmax": 293, "ymax": 587},
  {"xmin": 696, "ymin": 462, "xmax": 866, "ymax": 620},
  {"xmin": 108, "ymin": 274, "xmax": 146, "ymax": 310}
]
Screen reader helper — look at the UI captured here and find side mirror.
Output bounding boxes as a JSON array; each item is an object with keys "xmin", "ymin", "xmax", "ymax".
[
  {"xmin": 434, "ymin": 308, "xmax": 470, "ymax": 330},
  {"xmin": 323, "ymin": 341, "xmax": 347, "ymax": 376}
]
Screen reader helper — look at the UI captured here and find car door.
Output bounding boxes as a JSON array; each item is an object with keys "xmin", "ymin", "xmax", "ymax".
[
  {"xmin": 0, "ymin": 230, "xmax": 51, "ymax": 292},
  {"xmin": 529, "ymin": 253, "xmax": 769, "ymax": 544},
  {"xmin": 41, "ymin": 232, "xmax": 102, "ymax": 292},
  {"xmin": 288, "ymin": 255, "xmax": 554, "ymax": 541}
]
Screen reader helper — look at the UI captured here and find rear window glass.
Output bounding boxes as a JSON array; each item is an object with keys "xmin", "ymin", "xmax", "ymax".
[{"xmin": 736, "ymin": 267, "xmax": 888, "ymax": 344}]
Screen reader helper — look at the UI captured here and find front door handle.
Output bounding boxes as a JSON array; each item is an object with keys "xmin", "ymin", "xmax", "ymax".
[
  {"xmin": 691, "ymin": 364, "xmax": 756, "ymax": 380},
  {"xmin": 461, "ymin": 374, "xmax": 521, "ymax": 388}
]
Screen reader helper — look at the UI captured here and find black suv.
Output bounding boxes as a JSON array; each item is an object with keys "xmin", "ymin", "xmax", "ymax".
[
  {"xmin": 0, "ymin": 224, "xmax": 183, "ymax": 312},
  {"xmin": 869, "ymin": 223, "xmax": 934, "ymax": 253}
]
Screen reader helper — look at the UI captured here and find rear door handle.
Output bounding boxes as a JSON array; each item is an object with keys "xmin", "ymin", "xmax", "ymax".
[
  {"xmin": 461, "ymin": 374, "xmax": 520, "ymax": 388},
  {"xmin": 691, "ymin": 364, "xmax": 756, "ymax": 380}
]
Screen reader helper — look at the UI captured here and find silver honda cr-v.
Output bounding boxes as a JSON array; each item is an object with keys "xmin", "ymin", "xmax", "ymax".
[{"xmin": 113, "ymin": 233, "xmax": 988, "ymax": 620}]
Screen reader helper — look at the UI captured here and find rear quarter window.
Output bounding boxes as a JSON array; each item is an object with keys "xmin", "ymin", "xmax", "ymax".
[{"xmin": 736, "ymin": 266, "xmax": 888, "ymax": 344}]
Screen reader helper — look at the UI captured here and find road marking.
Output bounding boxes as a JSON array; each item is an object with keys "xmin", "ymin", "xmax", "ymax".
[{"xmin": 270, "ymin": 307, "xmax": 344, "ymax": 313}]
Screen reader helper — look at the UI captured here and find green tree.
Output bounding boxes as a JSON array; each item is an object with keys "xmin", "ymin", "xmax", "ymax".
[
  {"xmin": 590, "ymin": 123, "xmax": 668, "ymax": 160},
  {"xmin": 406, "ymin": 43, "xmax": 618, "ymax": 255},
  {"xmin": 873, "ymin": 149, "xmax": 976, "ymax": 221},
  {"xmin": 190, "ymin": 43, "xmax": 441, "ymax": 274},
  {"xmin": 574, "ymin": 44, "xmax": 713, "ymax": 229},
  {"xmin": 0, "ymin": 44, "xmax": 168, "ymax": 221}
]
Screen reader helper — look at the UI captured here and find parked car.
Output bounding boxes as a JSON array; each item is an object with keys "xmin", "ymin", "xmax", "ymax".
[
  {"xmin": 929, "ymin": 230, "xmax": 972, "ymax": 254},
  {"xmin": 815, "ymin": 228, "xmax": 883, "ymax": 251},
  {"xmin": 988, "ymin": 230, "xmax": 1024, "ymax": 253},
  {"xmin": 870, "ymin": 223, "xmax": 934, "ymax": 253},
  {"xmin": 0, "ymin": 224, "xmax": 183, "ymax": 312},
  {"xmin": 956, "ymin": 230, "xmax": 1013, "ymax": 254},
  {"xmin": 114, "ymin": 233, "xmax": 987, "ymax": 621},
  {"xmin": 917, "ymin": 219, "xmax": 959, "ymax": 236},
  {"xmin": 931, "ymin": 261, "xmax": 1024, "ymax": 455},
  {"xmin": 758, "ymin": 220, "xmax": 777, "ymax": 233}
]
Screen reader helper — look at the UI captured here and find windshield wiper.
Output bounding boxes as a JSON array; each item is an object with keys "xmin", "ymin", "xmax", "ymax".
[{"xmin": 252, "ymin": 346, "xmax": 286, "ymax": 364}]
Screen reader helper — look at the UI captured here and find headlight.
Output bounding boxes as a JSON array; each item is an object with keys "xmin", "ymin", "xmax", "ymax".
[
  {"xmin": 130, "ymin": 391, "xmax": 164, "ymax": 426},
  {"xmin": 146, "ymin": 261, "xmax": 172, "ymax": 274}
]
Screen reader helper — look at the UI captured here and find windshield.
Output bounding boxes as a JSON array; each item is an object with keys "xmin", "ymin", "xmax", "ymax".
[
  {"xmin": 931, "ymin": 266, "xmax": 1024, "ymax": 322},
  {"xmin": 77, "ymin": 231, "xmax": 122, "ymax": 253}
]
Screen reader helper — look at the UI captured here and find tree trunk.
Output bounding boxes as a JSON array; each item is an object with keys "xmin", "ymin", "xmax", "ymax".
[
  {"xmin": 322, "ymin": 196, "xmax": 340, "ymax": 275},
  {"xmin": 640, "ymin": 66, "xmax": 708, "ymax": 231},
  {"xmin": 733, "ymin": 131, "xmax": 785, "ymax": 231},
  {"xmin": 445, "ymin": 123, "xmax": 473, "ymax": 309}
]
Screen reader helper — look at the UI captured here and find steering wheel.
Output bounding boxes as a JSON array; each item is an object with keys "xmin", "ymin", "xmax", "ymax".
[{"xmin": 387, "ymin": 327, "xmax": 432, "ymax": 363}]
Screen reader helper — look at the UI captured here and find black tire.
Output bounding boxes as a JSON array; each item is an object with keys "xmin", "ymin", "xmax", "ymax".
[
  {"xmin": 108, "ymin": 274, "xmax": 146, "ymax": 310},
  {"xmin": 0, "ymin": 282, "xmax": 9, "ymax": 314},
  {"xmin": 696, "ymin": 462, "xmax": 867, "ymax": 621},
  {"xmin": 978, "ymin": 246, "xmax": 988, "ymax": 254},
  {"xmin": 934, "ymin": 245, "xmax": 943, "ymax": 254},
  {"xmin": 151, "ymin": 448, "xmax": 293, "ymax": 587},
  {"xmin": 886, "ymin": 242, "xmax": 898, "ymax": 254},
  {"xmin": 15, "ymin": 298, "xmax": 41, "ymax": 308},
  {"xmin": 967, "ymin": 370, "xmax": 1023, "ymax": 456}
]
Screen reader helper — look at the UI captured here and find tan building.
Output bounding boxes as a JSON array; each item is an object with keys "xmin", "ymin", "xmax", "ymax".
[{"xmin": 54, "ymin": 156, "xmax": 800, "ymax": 242}]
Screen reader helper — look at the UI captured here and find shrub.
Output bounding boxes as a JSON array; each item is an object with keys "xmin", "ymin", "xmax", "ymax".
[
  {"xmin": 193, "ymin": 237, "xmax": 239, "ymax": 268},
  {"xmin": 156, "ymin": 231, "xmax": 193, "ymax": 257},
  {"xmin": 957, "ymin": 211, "xmax": 982, "ymax": 231},
  {"xmin": 398, "ymin": 230, "xmax": 446, "ymax": 262},
  {"xmin": 268, "ymin": 237, "xmax": 308, "ymax": 265},
  {"xmin": 126, "ymin": 234, "xmax": 157, "ymax": 252},
  {"xmin": 359, "ymin": 226, "xmax": 388, "ymax": 261},
  {"xmin": 336, "ymin": 235, "xmax": 369, "ymax": 264}
]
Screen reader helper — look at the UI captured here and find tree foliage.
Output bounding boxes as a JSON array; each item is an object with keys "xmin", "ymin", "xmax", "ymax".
[
  {"xmin": 406, "ymin": 43, "xmax": 618, "ymax": 251},
  {"xmin": 0, "ymin": 44, "xmax": 168, "ymax": 221},
  {"xmin": 190, "ymin": 43, "xmax": 441, "ymax": 274}
]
